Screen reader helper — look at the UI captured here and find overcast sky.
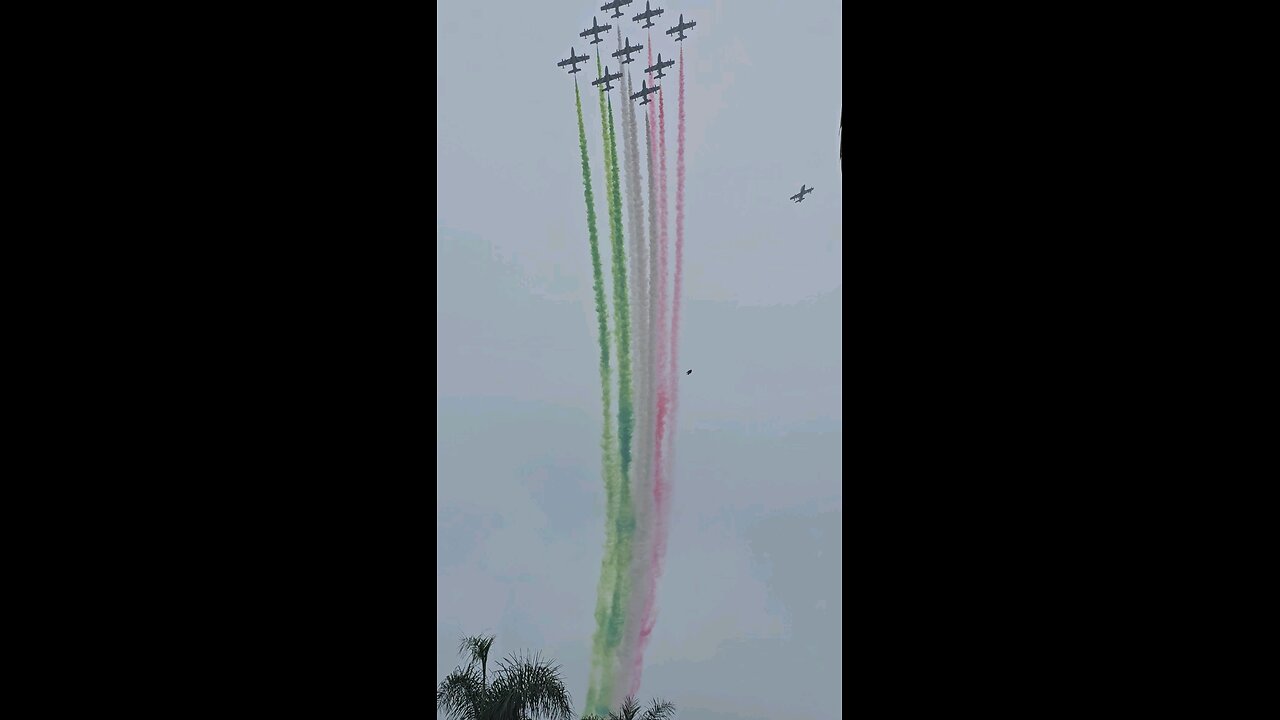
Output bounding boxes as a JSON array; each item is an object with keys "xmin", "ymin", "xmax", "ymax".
[{"xmin": 438, "ymin": 2, "xmax": 842, "ymax": 718}]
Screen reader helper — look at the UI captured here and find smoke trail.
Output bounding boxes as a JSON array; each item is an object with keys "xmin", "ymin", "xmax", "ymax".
[
  {"xmin": 596, "ymin": 51, "xmax": 634, "ymax": 497},
  {"xmin": 605, "ymin": 102, "xmax": 634, "ymax": 493},
  {"xmin": 577, "ymin": 77, "xmax": 621, "ymax": 714},
  {"xmin": 604, "ymin": 91, "xmax": 640, "ymax": 711},
  {"xmin": 644, "ymin": 42, "xmax": 660, "ymax": 548},
  {"xmin": 627, "ymin": 63, "xmax": 655, "ymax": 532},
  {"xmin": 620, "ymin": 42, "xmax": 657, "ymax": 699},
  {"xmin": 627, "ymin": 50, "xmax": 685, "ymax": 695},
  {"xmin": 650, "ymin": 77, "xmax": 670, "ymax": 502},
  {"xmin": 617, "ymin": 45, "xmax": 664, "ymax": 697},
  {"xmin": 641, "ymin": 41, "xmax": 659, "ymax": 547},
  {"xmin": 588, "ymin": 60, "xmax": 615, "ymax": 716},
  {"xmin": 584, "ymin": 46, "xmax": 642, "ymax": 713},
  {"xmin": 639, "ymin": 42, "xmax": 659, "ymax": 539},
  {"xmin": 622, "ymin": 66, "xmax": 648, "ymax": 512},
  {"xmin": 622, "ymin": 63, "xmax": 649, "ymax": 546},
  {"xmin": 588, "ymin": 52, "xmax": 624, "ymax": 714},
  {"xmin": 654, "ymin": 87, "xmax": 670, "ymax": 503},
  {"xmin": 660, "ymin": 44, "xmax": 686, "ymax": 599},
  {"xmin": 638, "ymin": 71, "xmax": 673, "ymax": 670},
  {"xmin": 664, "ymin": 47, "xmax": 687, "ymax": 533},
  {"xmin": 614, "ymin": 56, "xmax": 654, "ymax": 698}
]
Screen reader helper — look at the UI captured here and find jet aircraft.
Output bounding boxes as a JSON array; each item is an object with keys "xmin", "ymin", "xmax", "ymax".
[
  {"xmin": 601, "ymin": 0, "xmax": 634, "ymax": 19},
  {"xmin": 580, "ymin": 16, "xmax": 613, "ymax": 44},
  {"xmin": 630, "ymin": 79, "xmax": 660, "ymax": 105},
  {"xmin": 593, "ymin": 65, "xmax": 624, "ymax": 92},
  {"xmin": 666, "ymin": 14, "xmax": 696, "ymax": 41},
  {"xmin": 557, "ymin": 47, "xmax": 589, "ymax": 74},
  {"xmin": 633, "ymin": 1, "xmax": 664, "ymax": 28},
  {"xmin": 612, "ymin": 37, "xmax": 644, "ymax": 64},
  {"xmin": 645, "ymin": 52, "xmax": 674, "ymax": 79}
]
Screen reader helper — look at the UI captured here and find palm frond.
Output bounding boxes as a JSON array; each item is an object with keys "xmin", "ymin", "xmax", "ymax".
[
  {"xmin": 641, "ymin": 698, "xmax": 675, "ymax": 720},
  {"xmin": 438, "ymin": 666, "xmax": 484, "ymax": 720},
  {"xmin": 617, "ymin": 695, "xmax": 641, "ymax": 720},
  {"xmin": 459, "ymin": 634, "xmax": 496, "ymax": 669},
  {"xmin": 458, "ymin": 633, "xmax": 497, "ymax": 688},
  {"xmin": 486, "ymin": 650, "xmax": 574, "ymax": 720}
]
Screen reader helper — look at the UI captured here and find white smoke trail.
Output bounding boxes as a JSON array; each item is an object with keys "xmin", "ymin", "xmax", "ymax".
[
  {"xmin": 621, "ymin": 62, "xmax": 649, "ymax": 552},
  {"xmin": 617, "ymin": 44, "xmax": 665, "ymax": 700},
  {"xmin": 614, "ymin": 59, "xmax": 654, "ymax": 701}
]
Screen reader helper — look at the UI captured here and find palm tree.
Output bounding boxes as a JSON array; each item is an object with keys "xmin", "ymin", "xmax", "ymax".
[
  {"xmin": 581, "ymin": 694, "xmax": 676, "ymax": 720},
  {"xmin": 437, "ymin": 634, "xmax": 574, "ymax": 720}
]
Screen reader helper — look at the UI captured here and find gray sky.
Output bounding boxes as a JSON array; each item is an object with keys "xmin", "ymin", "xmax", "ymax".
[{"xmin": 438, "ymin": 2, "xmax": 841, "ymax": 717}]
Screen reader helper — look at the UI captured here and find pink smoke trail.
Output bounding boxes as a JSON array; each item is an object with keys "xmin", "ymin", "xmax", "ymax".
[
  {"xmin": 628, "ymin": 70, "xmax": 672, "ymax": 697},
  {"xmin": 650, "ymin": 89, "xmax": 670, "ymax": 533},
  {"xmin": 654, "ymin": 87, "xmax": 670, "ymax": 577},
  {"xmin": 663, "ymin": 45, "xmax": 685, "ymax": 565}
]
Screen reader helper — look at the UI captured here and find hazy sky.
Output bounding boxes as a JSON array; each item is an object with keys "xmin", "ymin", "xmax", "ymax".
[{"xmin": 438, "ymin": 2, "xmax": 842, "ymax": 718}]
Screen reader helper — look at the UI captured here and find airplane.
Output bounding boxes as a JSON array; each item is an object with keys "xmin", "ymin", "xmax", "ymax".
[
  {"xmin": 580, "ymin": 16, "xmax": 613, "ymax": 44},
  {"xmin": 645, "ymin": 52, "xmax": 675, "ymax": 79},
  {"xmin": 633, "ymin": 1, "xmax": 664, "ymax": 28},
  {"xmin": 601, "ymin": 0, "xmax": 634, "ymax": 19},
  {"xmin": 593, "ymin": 65, "xmax": 624, "ymax": 92},
  {"xmin": 666, "ymin": 14, "xmax": 696, "ymax": 41},
  {"xmin": 611, "ymin": 37, "xmax": 644, "ymax": 64},
  {"xmin": 630, "ymin": 79, "xmax": 660, "ymax": 105},
  {"xmin": 556, "ymin": 47, "xmax": 589, "ymax": 74},
  {"xmin": 686, "ymin": 369, "xmax": 692, "ymax": 375},
  {"xmin": 790, "ymin": 185, "xmax": 814, "ymax": 202}
]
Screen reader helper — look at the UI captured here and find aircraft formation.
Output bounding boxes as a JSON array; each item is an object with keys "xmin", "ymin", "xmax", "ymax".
[
  {"xmin": 557, "ymin": 3, "xmax": 698, "ymax": 111},
  {"xmin": 557, "ymin": 5, "xmax": 811, "ymax": 204}
]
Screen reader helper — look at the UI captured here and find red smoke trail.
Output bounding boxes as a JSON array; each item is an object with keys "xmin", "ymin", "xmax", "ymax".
[
  {"xmin": 646, "ymin": 37, "xmax": 652, "ymax": 83},
  {"xmin": 652, "ymin": 92, "xmax": 670, "ymax": 521},
  {"xmin": 662, "ymin": 45, "xmax": 685, "ymax": 575},
  {"xmin": 654, "ymin": 87, "xmax": 670, "ymax": 572},
  {"xmin": 651, "ymin": 84, "xmax": 670, "ymax": 566},
  {"xmin": 629, "ymin": 69, "xmax": 673, "ymax": 697},
  {"xmin": 671, "ymin": 50, "xmax": 686, "ymax": 401}
]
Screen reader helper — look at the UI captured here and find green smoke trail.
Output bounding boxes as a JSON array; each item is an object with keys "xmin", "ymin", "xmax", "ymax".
[
  {"xmin": 606, "ymin": 96, "xmax": 633, "ymax": 488},
  {"xmin": 583, "ymin": 48, "xmax": 641, "ymax": 713},
  {"xmin": 614, "ymin": 68, "xmax": 650, "ymax": 699},
  {"xmin": 596, "ymin": 57, "xmax": 632, "ymax": 492},
  {"xmin": 577, "ymin": 77, "xmax": 621, "ymax": 714},
  {"xmin": 605, "ymin": 89, "xmax": 638, "ymax": 712}
]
